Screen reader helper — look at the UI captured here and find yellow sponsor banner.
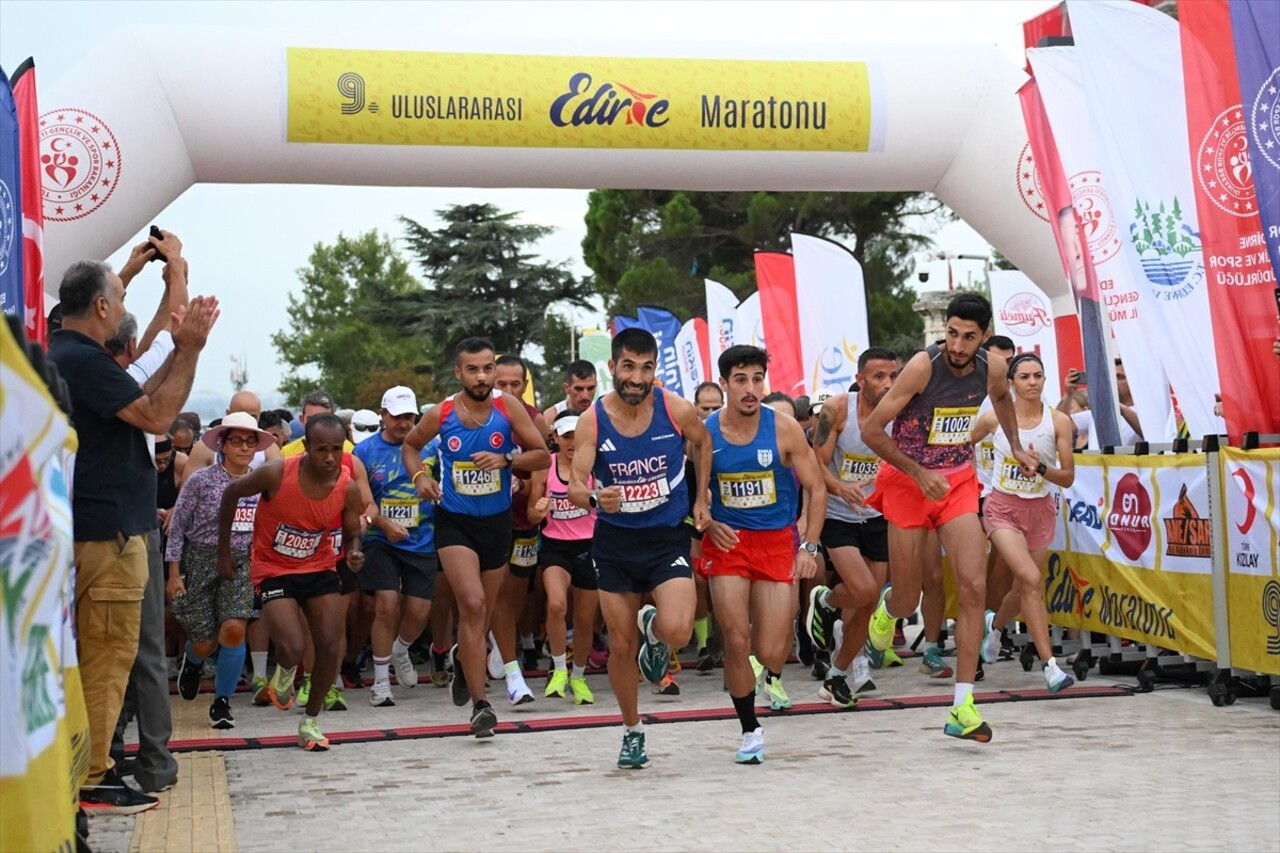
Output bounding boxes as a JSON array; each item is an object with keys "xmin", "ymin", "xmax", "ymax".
[
  {"xmin": 286, "ymin": 48, "xmax": 878, "ymax": 152},
  {"xmin": 1042, "ymin": 549, "xmax": 1215, "ymax": 660},
  {"xmin": 1219, "ymin": 447, "xmax": 1280, "ymax": 675}
]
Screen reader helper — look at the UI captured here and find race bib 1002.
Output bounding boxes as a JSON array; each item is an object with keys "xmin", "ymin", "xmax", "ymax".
[
  {"xmin": 718, "ymin": 471, "xmax": 777, "ymax": 509},
  {"xmin": 380, "ymin": 498, "xmax": 420, "ymax": 528},
  {"xmin": 927, "ymin": 406, "xmax": 978, "ymax": 446},
  {"xmin": 452, "ymin": 462, "xmax": 501, "ymax": 496},
  {"xmin": 619, "ymin": 478, "xmax": 671, "ymax": 513}
]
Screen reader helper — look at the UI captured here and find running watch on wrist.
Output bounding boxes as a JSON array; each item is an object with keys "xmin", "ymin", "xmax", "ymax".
[
  {"xmin": 1036, "ymin": 461, "xmax": 1048, "ymax": 476},
  {"xmin": 800, "ymin": 540, "xmax": 818, "ymax": 556},
  {"xmin": 588, "ymin": 489, "xmax": 600, "ymax": 509},
  {"xmin": 503, "ymin": 450, "xmax": 516, "ymax": 467}
]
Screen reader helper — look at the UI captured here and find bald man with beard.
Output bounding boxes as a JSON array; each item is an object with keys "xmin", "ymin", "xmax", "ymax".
[{"xmin": 183, "ymin": 391, "xmax": 282, "ymax": 483}]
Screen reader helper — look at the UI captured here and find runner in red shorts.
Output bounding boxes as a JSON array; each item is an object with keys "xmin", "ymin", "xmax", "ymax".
[
  {"xmin": 701, "ymin": 345, "xmax": 827, "ymax": 764},
  {"xmin": 860, "ymin": 294, "xmax": 1034, "ymax": 743}
]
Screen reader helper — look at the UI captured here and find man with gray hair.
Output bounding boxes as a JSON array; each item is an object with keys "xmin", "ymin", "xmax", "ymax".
[{"xmin": 47, "ymin": 230, "xmax": 220, "ymax": 814}]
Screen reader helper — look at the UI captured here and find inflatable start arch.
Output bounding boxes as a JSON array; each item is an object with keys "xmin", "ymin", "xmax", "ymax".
[{"xmin": 36, "ymin": 28, "xmax": 1070, "ymax": 326}]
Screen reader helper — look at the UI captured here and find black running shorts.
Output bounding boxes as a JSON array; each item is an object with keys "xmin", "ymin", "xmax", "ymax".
[
  {"xmin": 592, "ymin": 522, "xmax": 692, "ymax": 595},
  {"xmin": 434, "ymin": 508, "xmax": 512, "ymax": 572}
]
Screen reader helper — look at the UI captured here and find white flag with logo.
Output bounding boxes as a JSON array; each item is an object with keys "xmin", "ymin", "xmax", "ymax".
[
  {"xmin": 791, "ymin": 233, "xmax": 869, "ymax": 397},
  {"xmin": 1029, "ymin": 46, "xmax": 1175, "ymax": 441},
  {"xmin": 705, "ymin": 279, "xmax": 739, "ymax": 361},
  {"xmin": 674, "ymin": 318, "xmax": 708, "ymax": 400},
  {"xmin": 736, "ymin": 291, "xmax": 765, "ymax": 349},
  {"xmin": 990, "ymin": 270, "xmax": 1061, "ymax": 407},
  {"xmin": 1069, "ymin": 0, "xmax": 1222, "ymax": 436}
]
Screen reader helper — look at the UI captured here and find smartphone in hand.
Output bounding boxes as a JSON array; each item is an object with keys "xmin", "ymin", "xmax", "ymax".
[{"xmin": 148, "ymin": 225, "xmax": 167, "ymax": 264}]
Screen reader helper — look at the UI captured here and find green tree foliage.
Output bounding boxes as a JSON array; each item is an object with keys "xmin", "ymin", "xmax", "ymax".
[
  {"xmin": 371, "ymin": 204, "xmax": 594, "ymax": 389},
  {"xmin": 581, "ymin": 190, "xmax": 942, "ymax": 347},
  {"xmin": 271, "ymin": 231, "xmax": 430, "ymax": 409}
]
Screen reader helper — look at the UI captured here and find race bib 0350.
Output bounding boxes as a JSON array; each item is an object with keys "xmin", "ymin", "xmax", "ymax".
[
  {"xmin": 452, "ymin": 461, "xmax": 501, "ymax": 496},
  {"xmin": 927, "ymin": 406, "xmax": 978, "ymax": 446},
  {"xmin": 231, "ymin": 496, "xmax": 258, "ymax": 533},
  {"xmin": 718, "ymin": 471, "xmax": 777, "ymax": 509}
]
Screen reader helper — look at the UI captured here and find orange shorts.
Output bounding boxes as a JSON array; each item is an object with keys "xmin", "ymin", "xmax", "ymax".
[
  {"xmin": 700, "ymin": 527, "xmax": 795, "ymax": 585},
  {"xmin": 867, "ymin": 464, "xmax": 980, "ymax": 531}
]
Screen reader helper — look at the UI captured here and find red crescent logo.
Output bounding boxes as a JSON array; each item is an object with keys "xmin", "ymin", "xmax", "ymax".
[{"xmin": 1231, "ymin": 467, "xmax": 1256, "ymax": 534}]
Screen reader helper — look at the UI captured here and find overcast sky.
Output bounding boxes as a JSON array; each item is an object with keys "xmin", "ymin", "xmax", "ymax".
[{"xmin": 1, "ymin": 0, "xmax": 1050, "ymax": 403}]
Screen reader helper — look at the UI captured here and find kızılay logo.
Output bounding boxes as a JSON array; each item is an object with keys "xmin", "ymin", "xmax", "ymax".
[
  {"xmin": 1128, "ymin": 196, "xmax": 1204, "ymax": 301},
  {"xmin": 1107, "ymin": 472, "xmax": 1152, "ymax": 561},
  {"xmin": 550, "ymin": 73, "xmax": 670, "ymax": 128},
  {"xmin": 998, "ymin": 292, "xmax": 1052, "ymax": 337}
]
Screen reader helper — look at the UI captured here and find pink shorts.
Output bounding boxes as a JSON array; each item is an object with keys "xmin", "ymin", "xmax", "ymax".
[{"xmin": 982, "ymin": 491, "xmax": 1057, "ymax": 551}]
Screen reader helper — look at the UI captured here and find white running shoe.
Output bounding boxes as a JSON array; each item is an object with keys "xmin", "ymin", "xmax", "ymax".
[
  {"xmin": 1043, "ymin": 658, "xmax": 1075, "ymax": 693},
  {"xmin": 833, "ymin": 618, "xmax": 845, "ymax": 654},
  {"xmin": 487, "ymin": 634, "xmax": 505, "ymax": 680},
  {"xmin": 368, "ymin": 681, "xmax": 395, "ymax": 707},
  {"xmin": 391, "ymin": 646, "xmax": 419, "ymax": 689},
  {"xmin": 981, "ymin": 611, "xmax": 1002, "ymax": 664},
  {"xmin": 735, "ymin": 727, "xmax": 765, "ymax": 765},
  {"xmin": 850, "ymin": 654, "xmax": 877, "ymax": 694},
  {"xmin": 505, "ymin": 670, "xmax": 535, "ymax": 706}
]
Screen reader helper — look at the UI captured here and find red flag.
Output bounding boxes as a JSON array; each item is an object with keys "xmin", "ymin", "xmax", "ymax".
[
  {"xmin": 753, "ymin": 251, "xmax": 803, "ymax": 396},
  {"xmin": 693, "ymin": 316, "xmax": 710, "ymax": 381},
  {"xmin": 1022, "ymin": 3, "xmax": 1066, "ymax": 71},
  {"xmin": 1179, "ymin": 0, "xmax": 1280, "ymax": 438},
  {"xmin": 10, "ymin": 60, "xmax": 44, "ymax": 347}
]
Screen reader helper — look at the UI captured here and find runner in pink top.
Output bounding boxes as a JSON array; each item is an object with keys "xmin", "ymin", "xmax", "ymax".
[{"xmin": 526, "ymin": 410, "xmax": 598, "ymax": 705}]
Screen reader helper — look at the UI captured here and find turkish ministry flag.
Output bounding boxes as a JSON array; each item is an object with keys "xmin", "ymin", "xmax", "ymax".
[
  {"xmin": 1018, "ymin": 76, "xmax": 1122, "ymax": 445},
  {"xmin": 1179, "ymin": 0, "xmax": 1280, "ymax": 438},
  {"xmin": 1229, "ymin": 0, "xmax": 1280, "ymax": 279},
  {"xmin": 753, "ymin": 251, "xmax": 803, "ymax": 396},
  {"xmin": 704, "ymin": 278, "xmax": 739, "ymax": 362},
  {"xmin": 10, "ymin": 60, "xmax": 43, "ymax": 347}
]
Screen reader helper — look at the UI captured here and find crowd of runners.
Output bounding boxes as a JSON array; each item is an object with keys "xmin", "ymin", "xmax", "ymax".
[{"xmin": 54, "ymin": 236, "xmax": 1086, "ymax": 815}]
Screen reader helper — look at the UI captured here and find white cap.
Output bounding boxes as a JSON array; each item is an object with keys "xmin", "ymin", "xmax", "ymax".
[
  {"xmin": 381, "ymin": 385, "xmax": 417, "ymax": 417},
  {"xmin": 810, "ymin": 387, "xmax": 845, "ymax": 412},
  {"xmin": 553, "ymin": 414, "xmax": 580, "ymax": 436},
  {"xmin": 351, "ymin": 409, "xmax": 380, "ymax": 444}
]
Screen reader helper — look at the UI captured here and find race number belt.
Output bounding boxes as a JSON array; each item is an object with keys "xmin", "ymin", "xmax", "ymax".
[
  {"xmin": 380, "ymin": 498, "xmax": 420, "ymax": 528},
  {"xmin": 511, "ymin": 533, "xmax": 539, "ymax": 568},
  {"xmin": 452, "ymin": 461, "xmax": 501, "ymax": 496},
  {"xmin": 717, "ymin": 471, "xmax": 777, "ymax": 510},
  {"xmin": 927, "ymin": 406, "xmax": 978, "ymax": 446}
]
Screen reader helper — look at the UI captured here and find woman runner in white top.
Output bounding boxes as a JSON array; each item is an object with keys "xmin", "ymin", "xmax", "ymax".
[{"xmin": 968, "ymin": 353, "xmax": 1076, "ymax": 692}]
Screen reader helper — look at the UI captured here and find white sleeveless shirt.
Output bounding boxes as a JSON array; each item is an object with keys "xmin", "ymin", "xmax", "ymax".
[{"xmin": 991, "ymin": 403, "xmax": 1057, "ymax": 499}]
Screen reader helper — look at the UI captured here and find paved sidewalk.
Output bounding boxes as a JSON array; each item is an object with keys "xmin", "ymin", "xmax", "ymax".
[{"xmin": 89, "ymin": 657, "xmax": 1280, "ymax": 852}]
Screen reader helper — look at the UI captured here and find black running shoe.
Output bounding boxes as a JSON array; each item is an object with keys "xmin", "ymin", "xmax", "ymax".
[
  {"xmin": 521, "ymin": 646, "xmax": 540, "ymax": 673},
  {"xmin": 80, "ymin": 769, "xmax": 159, "ymax": 815},
  {"xmin": 696, "ymin": 647, "xmax": 716, "ymax": 673},
  {"xmin": 208, "ymin": 696, "xmax": 234, "ymax": 730},
  {"xmin": 341, "ymin": 659, "xmax": 363, "ymax": 689},
  {"xmin": 795, "ymin": 613, "xmax": 815, "ymax": 667},
  {"xmin": 976, "ymin": 662, "xmax": 986, "ymax": 682},
  {"xmin": 177, "ymin": 651, "xmax": 203, "ymax": 701},
  {"xmin": 470, "ymin": 700, "xmax": 498, "ymax": 738},
  {"xmin": 450, "ymin": 644, "xmax": 469, "ymax": 707},
  {"xmin": 819, "ymin": 674, "xmax": 857, "ymax": 709}
]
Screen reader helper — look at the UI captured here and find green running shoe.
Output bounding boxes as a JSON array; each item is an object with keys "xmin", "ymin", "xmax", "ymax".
[
  {"xmin": 749, "ymin": 655, "xmax": 764, "ymax": 694},
  {"xmin": 569, "ymin": 675, "xmax": 595, "ymax": 705},
  {"xmin": 545, "ymin": 669, "xmax": 569, "ymax": 699},
  {"xmin": 764, "ymin": 675, "xmax": 791, "ymax": 711},
  {"xmin": 617, "ymin": 731, "xmax": 649, "ymax": 769},
  {"xmin": 883, "ymin": 647, "xmax": 904, "ymax": 668},
  {"xmin": 806, "ymin": 585, "xmax": 837, "ymax": 652},
  {"xmin": 636, "ymin": 606, "xmax": 669, "ymax": 685},
  {"xmin": 298, "ymin": 718, "xmax": 330, "ymax": 751},
  {"xmin": 296, "ymin": 674, "xmax": 312, "ymax": 708},
  {"xmin": 920, "ymin": 646, "xmax": 953, "ymax": 679},
  {"xmin": 943, "ymin": 694, "xmax": 993, "ymax": 743},
  {"xmin": 324, "ymin": 684, "xmax": 347, "ymax": 711},
  {"xmin": 268, "ymin": 666, "xmax": 296, "ymax": 711},
  {"xmin": 867, "ymin": 588, "xmax": 895, "ymax": 652}
]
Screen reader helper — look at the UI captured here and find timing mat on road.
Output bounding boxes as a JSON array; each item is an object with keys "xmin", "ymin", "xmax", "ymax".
[{"xmin": 133, "ymin": 685, "xmax": 1131, "ymax": 755}]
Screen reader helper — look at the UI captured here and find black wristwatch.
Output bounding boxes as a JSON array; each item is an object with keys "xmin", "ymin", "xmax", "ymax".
[
  {"xmin": 588, "ymin": 489, "xmax": 600, "ymax": 509},
  {"xmin": 503, "ymin": 450, "xmax": 516, "ymax": 467},
  {"xmin": 1036, "ymin": 461, "xmax": 1048, "ymax": 476}
]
